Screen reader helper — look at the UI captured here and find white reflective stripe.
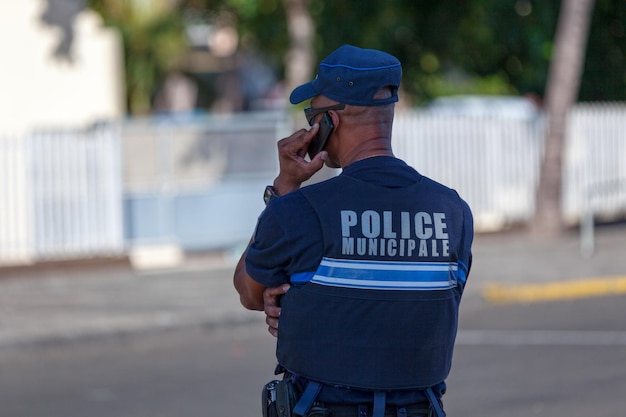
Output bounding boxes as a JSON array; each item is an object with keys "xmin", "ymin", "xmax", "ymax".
[
  {"xmin": 311, "ymin": 276, "xmax": 454, "ymax": 289},
  {"xmin": 310, "ymin": 257, "xmax": 458, "ymax": 290},
  {"xmin": 320, "ymin": 258, "xmax": 458, "ymax": 272}
]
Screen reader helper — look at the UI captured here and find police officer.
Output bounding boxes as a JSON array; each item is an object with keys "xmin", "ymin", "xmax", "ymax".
[{"xmin": 234, "ymin": 44, "xmax": 473, "ymax": 417}]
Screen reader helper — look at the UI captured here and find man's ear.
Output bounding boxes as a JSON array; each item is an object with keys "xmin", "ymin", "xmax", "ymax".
[{"xmin": 329, "ymin": 110, "xmax": 340, "ymax": 130}]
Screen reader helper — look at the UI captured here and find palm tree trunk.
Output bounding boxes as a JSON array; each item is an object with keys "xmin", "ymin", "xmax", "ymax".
[
  {"xmin": 282, "ymin": 0, "xmax": 315, "ymax": 97},
  {"xmin": 532, "ymin": 0, "xmax": 595, "ymax": 236}
]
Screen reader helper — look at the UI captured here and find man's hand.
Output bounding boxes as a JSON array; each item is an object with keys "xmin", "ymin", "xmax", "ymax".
[
  {"xmin": 273, "ymin": 124, "xmax": 327, "ymax": 196},
  {"xmin": 263, "ymin": 284, "xmax": 290, "ymax": 337}
]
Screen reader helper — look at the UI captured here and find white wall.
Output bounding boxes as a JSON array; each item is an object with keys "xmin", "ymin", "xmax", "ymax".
[
  {"xmin": 0, "ymin": 0, "xmax": 125, "ymax": 135},
  {"xmin": 0, "ymin": 0, "xmax": 124, "ymax": 265}
]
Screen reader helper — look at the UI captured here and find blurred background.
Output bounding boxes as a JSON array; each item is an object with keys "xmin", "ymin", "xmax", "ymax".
[
  {"xmin": 0, "ymin": 1, "xmax": 625, "ymax": 417},
  {"xmin": 0, "ymin": 0, "xmax": 625, "ymax": 266}
]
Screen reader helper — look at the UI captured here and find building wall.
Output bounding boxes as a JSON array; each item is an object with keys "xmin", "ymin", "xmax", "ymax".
[{"xmin": 0, "ymin": 0, "xmax": 124, "ymax": 134}]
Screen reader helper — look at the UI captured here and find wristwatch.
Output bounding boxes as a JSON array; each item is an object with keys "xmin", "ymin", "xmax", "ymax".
[{"xmin": 263, "ymin": 185, "xmax": 279, "ymax": 205}]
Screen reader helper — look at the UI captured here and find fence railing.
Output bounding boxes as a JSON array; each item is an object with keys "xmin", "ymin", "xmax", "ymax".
[
  {"xmin": 393, "ymin": 104, "xmax": 626, "ymax": 231},
  {"xmin": 30, "ymin": 127, "xmax": 124, "ymax": 260},
  {"xmin": 393, "ymin": 112, "xmax": 545, "ymax": 230},
  {"xmin": 0, "ymin": 135, "xmax": 32, "ymax": 264},
  {"xmin": 1, "ymin": 104, "xmax": 625, "ymax": 265},
  {"xmin": 0, "ymin": 127, "xmax": 125, "ymax": 266},
  {"xmin": 564, "ymin": 104, "xmax": 626, "ymax": 223}
]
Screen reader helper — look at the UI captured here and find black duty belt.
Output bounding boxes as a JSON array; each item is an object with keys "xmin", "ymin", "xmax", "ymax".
[
  {"xmin": 306, "ymin": 402, "xmax": 432, "ymax": 417},
  {"xmin": 292, "ymin": 380, "xmax": 445, "ymax": 417}
]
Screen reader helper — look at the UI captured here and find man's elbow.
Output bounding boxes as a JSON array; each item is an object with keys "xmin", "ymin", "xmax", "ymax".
[
  {"xmin": 239, "ymin": 294, "xmax": 264, "ymax": 311},
  {"xmin": 233, "ymin": 259, "xmax": 265, "ymax": 311},
  {"xmin": 234, "ymin": 274, "xmax": 264, "ymax": 310}
]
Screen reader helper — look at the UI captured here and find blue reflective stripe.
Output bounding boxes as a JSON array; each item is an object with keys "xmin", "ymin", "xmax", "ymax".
[
  {"xmin": 291, "ymin": 271, "xmax": 315, "ymax": 283},
  {"xmin": 310, "ymin": 257, "xmax": 458, "ymax": 290},
  {"xmin": 457, "ymin": 268, "xmax": 467, "ymax": 285},
  {"xmin": 457, "ymin": 260, "xmax": 469, "ymax": 285}
]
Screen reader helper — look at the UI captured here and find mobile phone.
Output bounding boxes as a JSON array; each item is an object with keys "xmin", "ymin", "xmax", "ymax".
[{"xmin": 307, "ymin": 112, "xmax": 334, "ymax": 159}]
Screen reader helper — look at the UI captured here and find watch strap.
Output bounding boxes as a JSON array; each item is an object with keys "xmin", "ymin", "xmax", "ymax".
[{"xmin": 263, "ymin": 185, "xmax": 278, "ymax": 205}]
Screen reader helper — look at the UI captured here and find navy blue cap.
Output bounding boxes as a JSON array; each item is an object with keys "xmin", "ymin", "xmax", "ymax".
[{"xmin": 289, "ymin": 44, "xmax": 402, "ymax": 106}]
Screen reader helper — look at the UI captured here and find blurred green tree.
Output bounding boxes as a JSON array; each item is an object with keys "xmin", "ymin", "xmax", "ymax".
[
  {"xmin": 307, "ymin": 1, "xmax": 562, "ymax": 103},
  {"xmin": 581, "ymin": 0, "xmax": 625, "ymax": 101},
  {"xmin": 309, "ymin": 0, "xmax": 623, "ymax": 104},
  {"xmin": 87, "ymin": 0, "xmax": 624, "ymax": 113},
  {"xmin": 87, "ymin": 0, "xmax": 188, "ymax": 115}
]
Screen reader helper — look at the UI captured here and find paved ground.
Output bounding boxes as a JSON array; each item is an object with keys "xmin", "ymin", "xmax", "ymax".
[{"xmin": 1, "ymin": 223, "xmax": 625, "ymax": 349}]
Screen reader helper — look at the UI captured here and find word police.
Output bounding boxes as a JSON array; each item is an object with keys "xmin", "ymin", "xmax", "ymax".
[{"xmin": 340, "ymin": 210, "xmax": 450, "ymax": 258}]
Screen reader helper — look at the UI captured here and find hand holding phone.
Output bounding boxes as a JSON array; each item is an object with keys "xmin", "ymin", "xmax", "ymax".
[
  {"xmin": 307, "ymin": 112, "xmax": 334, "ymax": 160},
  {"xmin": 272, "ymin": 122, "xmax": 326, "ymax": 196}
]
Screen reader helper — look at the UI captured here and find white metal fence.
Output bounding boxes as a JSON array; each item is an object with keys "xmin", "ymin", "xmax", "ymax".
[
  {"xmin": 0, "ymin": 127, "xmax": 124, "ymax": 266},
  {"xmin": 565, "ymin": 104, "xmax": 626, "ymax": 222},
  {"xmin": 393, "ymin": 104, "xmax": 626, "ymax": 231},
  {"xmin": 394, "ymin": 112, "xmax": 545, "ymax": 230},
  {"xmin": 0, "ymin": 135, "xmax": 32, "ymax": 264},
  {"xmin": 1, "ymin": 104, "xmax": 625, "ymax": 265}
]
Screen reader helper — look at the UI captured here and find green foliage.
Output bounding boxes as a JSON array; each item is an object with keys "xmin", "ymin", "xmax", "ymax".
[
  {"xmin": 87, "ymin": 0, "xmax": 188, "ymax": 114},
  {"xmin": 580, "ymin": 0, "xmax": 626, "ymax": 101},
  {"xmin": 183, "ymin": 0, "xmax": 288, "ymax": 70},
  {"xmin": 302, "ymin": 0, "xmax": 623, "ymax": 103},
  {"xmin": 229, "ymin": 0, "xmax": 287, "ymax": 66},
  {"xmin": 305, "ymin": 1, "xmax": 557, "ymax": 102},
  {"xmin": 226, "ymin": 0, "xmax": 280, "ymax": 18},
  {"xmin": 86, "ymin": 0, "xmax": 626, "ymax": 112}
]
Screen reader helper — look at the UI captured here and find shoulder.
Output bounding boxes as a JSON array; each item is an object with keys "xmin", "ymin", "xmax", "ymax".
[
  {"xmin": 419, "ymin": 175, "xmax": 474, "ymax": 223},
  {"xmin": 258, "ymin": 187, "xmax": 321, "ymax": 238},
  {"xmin": 298, "ymin": 175, "xmax": 347, "ymax": 196},
  {"xmin": 249, "ymin": 185, "xmax": 325, "ymax": 281},
  {"xmin": 421, "ymin": 175, "xmax": 466, "ymax": 200},
  {"xmin": 264, "ymin": 187, "xmax": 315, "ymax": 219}
]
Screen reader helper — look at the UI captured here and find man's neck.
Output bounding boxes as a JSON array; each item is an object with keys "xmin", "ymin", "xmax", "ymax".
[{"xmin": 339, "ymin": 136, "xmax": 393, "ymax": 167}]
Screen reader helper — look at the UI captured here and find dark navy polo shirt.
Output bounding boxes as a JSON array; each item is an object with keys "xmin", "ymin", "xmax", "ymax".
[
  {"xmin": 245, "ymin": 156, "xmax": 473, "ymax": 404},
  {"xmin": 246, "ymin": 156, "xmax": 457, "ymax": 288}
]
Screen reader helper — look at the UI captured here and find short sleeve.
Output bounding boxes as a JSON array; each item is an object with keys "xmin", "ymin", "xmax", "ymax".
[
  {"xmin": 245, "ymin": 192, "xmax": 324, "ymax": 288},
  {"xmin": 246, "ymin": 208, "xmax": 292, "ymax": 288}
]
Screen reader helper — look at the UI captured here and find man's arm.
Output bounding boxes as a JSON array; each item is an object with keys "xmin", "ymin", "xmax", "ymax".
[
  {"xmin": 233, "ymin": 242, "xmax": 266, "ymax": 311},
  {"xmin": 233, "ymin": 123, "xmax": 324, "ymax": 311}
]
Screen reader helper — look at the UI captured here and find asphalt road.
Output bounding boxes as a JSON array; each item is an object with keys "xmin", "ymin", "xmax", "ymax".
[
  {"xmin": 2, "ymin": 293, "xmax": 626, "ymax": 417},
  {"xmin": 2, "ymin": 223, "xmax": 625, "ymax": 416}
]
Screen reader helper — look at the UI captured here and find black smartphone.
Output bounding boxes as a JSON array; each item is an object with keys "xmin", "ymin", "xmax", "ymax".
[{"xmin": 307, "ymin": 112, "xmax": 334, "ymax": 159}]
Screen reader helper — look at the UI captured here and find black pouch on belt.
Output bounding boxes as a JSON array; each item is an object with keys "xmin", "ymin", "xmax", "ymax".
[{"xmin": 262, "ymin": 379, "xmax": 299, "ymax": 417}]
